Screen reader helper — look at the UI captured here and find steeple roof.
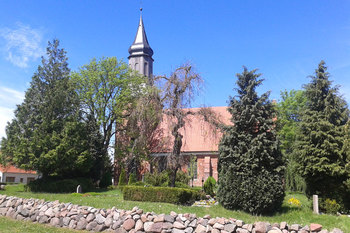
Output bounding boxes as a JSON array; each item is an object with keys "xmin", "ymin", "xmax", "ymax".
[{"xmin": 128, "ymin": 11, "xmax": 154, "ymax": 59}]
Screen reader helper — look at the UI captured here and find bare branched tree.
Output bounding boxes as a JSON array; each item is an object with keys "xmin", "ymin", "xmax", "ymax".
[{"xmin": 156, "ymin": 64, "xmax": 224, "ymax": 187}]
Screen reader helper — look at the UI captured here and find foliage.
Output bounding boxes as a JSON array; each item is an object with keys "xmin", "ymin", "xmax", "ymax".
[
  {"xmin": 144, "ymin": 170, "xmax": 190, "ymax": 187},
  {"xmin": 176, "ymin": 170, "xmax": 190, "ymax": 185},
  {"xmin": 128, "ymin": 173, "xmax": 137, "ymax": 185},
  {"xmin": 156, "ymin": 64, "xmax": 203, "ymax": 187},
  {"xmin": 203, "ymin": 176, "xmax": 216, "ymax": 197},
  {"xmin": 118, "ymin": 168, "xmax": 127, "ymax": 186},
  {"xmin": 277, "ymin": 90, "xmax": 307, "ymax": 192},
  {"xmin": 99, "ymin": 169, "xmax": 112, "ymax": 188},
  {"xmin": 122, "ymin": 185, "xmax": 200, "ymax": 205},
  {"xmin": 217, "ymin": 67, "xmax": 285, "ymax": 214},
  {"xmin": 144, "ymin": 171, "xmax": 169, "ymax": 186},
  {"xmin": 320, "ymin": 198, "xmax": 341, "ymax": 215},
  {"xmin": 287, "ymin": 197, "xmax": 301, "ymax": 208},
  {"xmin": 26, "ymin": 177, "xmax": 94, "ymax": 193},
  {"xmin": 116, "ymin": 86, "xmax": 163, "ymax": 178},
  {"xmin": 0, "ymin": 40, "xmax": 103, "ymax": 179},
  {"xmin": 294, "ymin": 61, "xmax": 350, "ymax": 210},
  {"xmin": 72, "ymin": 57, "xmax": 148, "ymax": 181}
]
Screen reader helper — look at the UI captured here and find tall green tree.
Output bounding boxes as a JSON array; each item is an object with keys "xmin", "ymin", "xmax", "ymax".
[
  {"xmin": 295, "ymin": 61, "xmax": 349, "ymax": 208},
  {"xmin": 72, "ymin": 57, "xmax": 149, "ymax": 182},
  {"xmin": 1, "ymin": 40, "xmax": 101, "ymax": 179},
  {"xmin": 276, "ymin": 90, "xmax": 306, "ymax": 192},
  {"xmin": 217, "ymin": 67, "xmax": 285, "ymax": 214}
]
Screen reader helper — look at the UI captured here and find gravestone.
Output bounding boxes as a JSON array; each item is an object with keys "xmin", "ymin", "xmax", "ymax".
[
  {"xmin": 313, "ymin": 195, "xmax": 319, "ymax": 214},
  {"xmin": 76, "ymin": 185, "xmax": 82, "ymax": 193}
]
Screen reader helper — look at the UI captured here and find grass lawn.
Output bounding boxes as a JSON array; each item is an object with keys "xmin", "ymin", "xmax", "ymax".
[
  {"xmin": 0, "ymin": 216, "xmax": 87, "ymax": 233},
  {"xmin": 0, "ymin": 184, "xmax": 349, "ymax": 232}
]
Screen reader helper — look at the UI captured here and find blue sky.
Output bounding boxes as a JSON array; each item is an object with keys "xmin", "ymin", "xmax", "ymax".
[{"xmin": 0, "ymin": 1, "xmax": 349, "ymax": 138}]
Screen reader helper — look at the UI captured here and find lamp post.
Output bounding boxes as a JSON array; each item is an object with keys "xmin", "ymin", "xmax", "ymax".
[{"xmin": 201, "ymin": 177, "xmax": 204, "ymax": 190}]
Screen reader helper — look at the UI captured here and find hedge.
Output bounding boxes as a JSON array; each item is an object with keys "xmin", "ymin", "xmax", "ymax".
[
  {"xmin": 123, "ymin": 185, "xmax": 201, "ymax": 205},
  {"xmin": 26, "ymin": 177, "xmax": 94, "ymax": 193}
]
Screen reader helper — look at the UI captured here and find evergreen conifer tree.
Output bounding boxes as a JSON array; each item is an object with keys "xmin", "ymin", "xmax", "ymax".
[
  {"xmin": 1, "ymin": 40, "xmax": 104, "ymax": 179},
  {"xmin": 295, "ymin": 61, "xmax": 349, "ymax": 208},
  {"xmin": 217, "ymin": 67, "xmax": 285, "ymax": 214}
]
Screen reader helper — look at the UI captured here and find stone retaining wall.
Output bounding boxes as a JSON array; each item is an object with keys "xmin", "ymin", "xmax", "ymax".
[{"xmin": 0, "ymin": 194, "xmax": 343, "ymax": 233}]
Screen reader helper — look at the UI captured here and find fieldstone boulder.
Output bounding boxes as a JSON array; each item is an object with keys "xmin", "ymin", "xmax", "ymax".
[
  {"xmin": 310, "ymin": 223, "xmax": 323, "ymax": 232},
  {"xmin": 123, "ymin": 218, "xmax": 136, "ymax": 231}
]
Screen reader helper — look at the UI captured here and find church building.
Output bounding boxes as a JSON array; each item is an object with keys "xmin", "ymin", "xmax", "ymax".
[{"xmin": 124, "ymin": 10, "xmax": 229, "ymax": 186}]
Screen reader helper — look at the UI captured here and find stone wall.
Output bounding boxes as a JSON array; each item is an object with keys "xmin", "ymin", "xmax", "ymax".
[{"xmin": 0, "ymin": 194, "xmax": 343, "ymax": 233}]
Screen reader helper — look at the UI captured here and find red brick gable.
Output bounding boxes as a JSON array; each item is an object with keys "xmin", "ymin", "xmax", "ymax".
[{"xmin": 155, "ymin": 106, "xmax": 231, "ymax": 153}]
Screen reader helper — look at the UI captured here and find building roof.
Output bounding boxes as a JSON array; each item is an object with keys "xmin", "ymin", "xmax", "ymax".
[
  {"xmin": 128, "ymin": 9, "xmax": 154, "ymax": 59},
  {"xmin": 0, "ymin": 165, "xmax": 37, "ymax": 174},
  {"xmin": 155, "ymin": 106, "xmax": 232, "ymax": 153}
]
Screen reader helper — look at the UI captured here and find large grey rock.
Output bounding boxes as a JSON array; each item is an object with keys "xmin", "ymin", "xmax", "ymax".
[
  {"xmin": 331, "ymin": 228, "xmax": 344, "ymax": 233},
  {"xmin": 173, "ymin": 229, "xmax": 185, "ymax": 233},
  {"xmin": 105, "ymin": 217, "xmax": 113, "ymax": 227},
  {"xmin": 86, "ymin": 213, "xmax": 95, "ymax": 222},
  {"xmin": 135, "ymin": 219, "xmax": 144, "ymax": 231},
  {"xmin": 63, "ymin": 216, "xmax": 71, "ymax": 226},
  {"xmin": 189, "ymin": 219, "xmax": 197, "ymax": 227},
  {"xmin": 290, "ymin": 224, "xmax": 301, "ymax": 231},
  {"xmin": 174, "ymin": 221, "xmax": 186, "ymax": 229},
  {"xmin": 96, "ymin": 213, "xmax": 106, "ymax": 224},
  {"xmin": 38, "ymin": 215, "xmax": 48, "ymax": 224},
  {"xmin": 165, "ymin": 214, "xmax": 175, "ymax": 223},
  {"xmin": 94, "ymin": 224, "xmax": 107, "ymax": 232},
  {"xmin": 76, "ymin": 218, "xmax": 88, "ymax": 230},
  {"xmin": 194, "ymin": 224, "xmax": 206, "ymax": 233},
  {"xmin": 86, "ymin": 221, "xmax": 97, "ymax": 231},
  {"xmin": 236, "ymin": 220, "xmax": 244, "ymax": 227},
  {"xmin": 213, "ymin": 223, "xmax": 224, "ymax": 230},
  {"xmin": 224, "ymin": 223, "xmax": 237, "ymax": 232},
  {"xmin": 50, "ymin": 217, "xmax": 61, "ymax": 227},
  {"xmin": 115, "ymin": 227, "xmax": 128, "ymax": 233}
]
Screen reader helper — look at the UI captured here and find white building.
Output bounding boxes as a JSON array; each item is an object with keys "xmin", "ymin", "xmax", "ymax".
[{"xmin": 0, "ymin": 165, "xmax": 38, "ymax": 184}]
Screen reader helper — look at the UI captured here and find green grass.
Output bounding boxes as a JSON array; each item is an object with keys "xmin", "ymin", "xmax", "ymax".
[
  {"xmin": 1, "ymin": 184, "xmax": 349, "ymax": 232},
  {"xmin": 0, "ymin": 216, "xmax": 87, "ymax": 233}
]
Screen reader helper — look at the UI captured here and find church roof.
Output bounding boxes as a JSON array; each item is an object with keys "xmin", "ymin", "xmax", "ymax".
[{"xmin": 128, "ymin": 11, "xmax": 154, "ymax": 59}]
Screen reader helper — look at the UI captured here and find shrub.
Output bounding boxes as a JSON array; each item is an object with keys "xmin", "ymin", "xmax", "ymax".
[
  {"xmin": 176, "ymin": 170, "xmax": 190, "ymax": 185},
  {"xmin": 144, "ymin": 170, "xmax": 190, "ymax": 187},
  {"xmin": 26, "ymin": 177, "xmax": 94, "ymax": 193},
  {"xmin": 128, "ymin": 173, "xmax": 137, "ymax": 185},
  {"xmin": 99, "ymin": 170, "xmax": 112, "ymax": 188},
  {"xmin": 118, "ymin": 168, "xmax": 127, "ymax": 186},
  {"xmin": 123, "ymin": 185, "xmax": 200, "ymax": 205},
  {"xmin": 144, "ymin": 171, "xmax": 169, "ymax": 186},
  {"xmin": 133, "ymin": 181, "xmax": 147, "ymax": 186},
  {"xmin": 320, "ymin": 198, "xmax": 341, "ymax": 215},
  {"xmin": 203, "ymin": 176, "xmax": 216, "ymax": 197}
]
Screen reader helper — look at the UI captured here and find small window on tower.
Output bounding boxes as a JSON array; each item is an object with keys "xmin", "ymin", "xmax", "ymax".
[
  {"xmin": 144, "ymin": 62, "xmax": 148, "ymax": 75},
  {"xmin": 135, "ymin": 63, "xmax": 139, "ymax": 70}
]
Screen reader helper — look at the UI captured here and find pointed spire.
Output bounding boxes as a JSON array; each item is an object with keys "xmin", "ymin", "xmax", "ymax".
[{"xmin": 128, "ymin": 9, "xmax": 153, "ymax": 58}]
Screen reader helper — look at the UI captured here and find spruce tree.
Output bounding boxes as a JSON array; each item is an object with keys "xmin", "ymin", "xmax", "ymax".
[
  {"xmin": 1, "ymin": 40, "xmax": 104, "ymax": 179},
  {"xmin": 295, "ymin": 61, "xmax": 349, "ymax": 208},
  {"xmin": 217, "ymin": 67, "xmax": 285, "ymax": 214}
]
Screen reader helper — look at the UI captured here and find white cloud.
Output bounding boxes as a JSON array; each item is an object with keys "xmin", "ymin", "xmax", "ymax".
[
  {"xmin": 0, "ymin": 23, "xmax": 44, "ymax": 68},
  {"xmin": 0, "ymin": 86, "xmax": 24, "ymax": 139},
  {"xmin": 0, "ymin": 106, "xmax": 14, "ymax": 139}
]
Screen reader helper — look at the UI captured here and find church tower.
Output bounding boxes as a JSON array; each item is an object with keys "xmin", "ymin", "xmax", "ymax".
[{"xmin": 128, "ymin": 9, "xmax": 154, "ymax": 78}]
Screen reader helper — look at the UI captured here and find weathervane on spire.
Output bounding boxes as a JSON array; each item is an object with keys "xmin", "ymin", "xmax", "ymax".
[{"xmin": 140, "ymin": 0, "xmax": 143, "ymax": 14}]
